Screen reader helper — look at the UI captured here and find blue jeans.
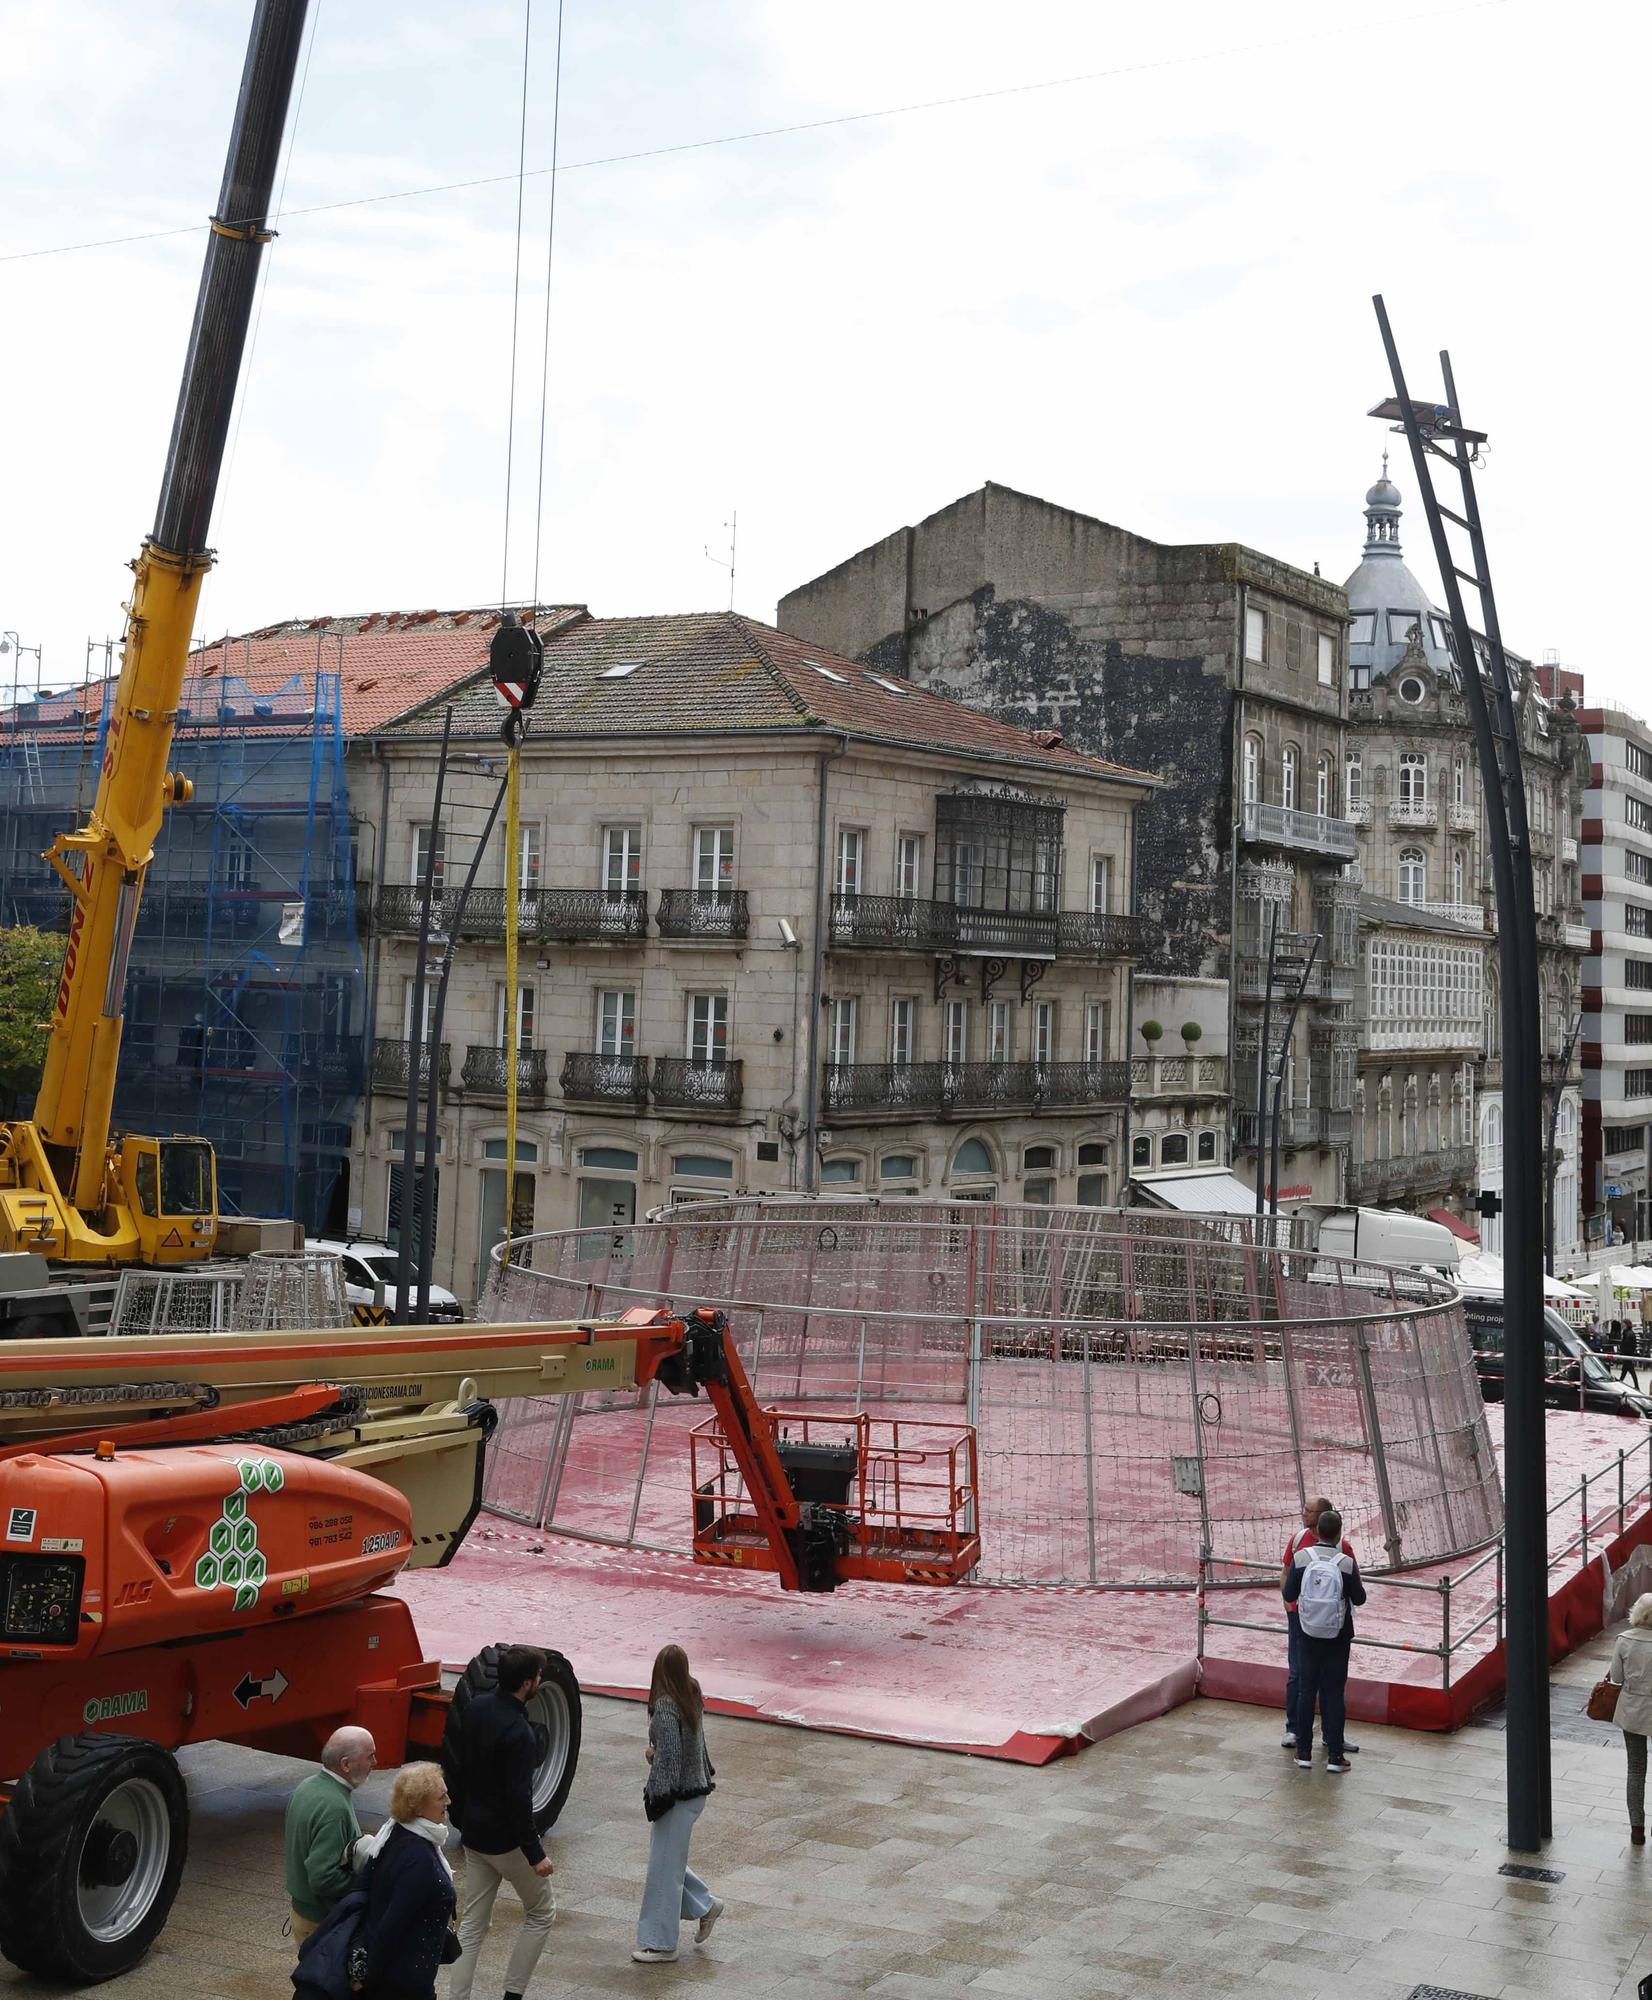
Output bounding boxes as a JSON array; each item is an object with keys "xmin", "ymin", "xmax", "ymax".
[
  {"xmin": 1295, "ymin": 1628, "xmax": 1352, "ymax": 1756},
  {"xmin": 637, "ymin": 1797, "xmax": 714, "ymax": 1951}
]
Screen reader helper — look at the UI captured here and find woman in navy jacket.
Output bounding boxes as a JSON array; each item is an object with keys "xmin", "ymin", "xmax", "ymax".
[{"xmin": 357, "ymin": 1763, "xmax": 458, "ymax": 2000}]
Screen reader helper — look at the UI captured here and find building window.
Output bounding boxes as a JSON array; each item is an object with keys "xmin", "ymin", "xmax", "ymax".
[
  {"xmin": 1624, "ymin": 1069, "xmax": 1652, "ymax": 1100},
  {"xmin": 1604, "ymin": 1125, "xmax": 1645, "ymax": 1156},
  {"xmin": 944, "ymin": 1000, "xmax": 968, "ymax": 1067},
  {"xmin": 1281, "ymin": 745, "xmax": 1299, "ymax": 811},
  {"xmin": 1131, "ymin": 1134, "xmax": 1153, "ymax": 1168},
  {"xmin": 1349, "ymin": 612, "xmax": 1375, "ymax": 645},
  {"xmin": 1398, "ymin": 753, "xmax": 1428, "ymax": 808},
  {"xmin": 580, "ymin": 1143, "xmax": 638, "ymax": 1171},
  {"xmin": 1316, "ymin": 754, "xmax": 1332, "ymax": 818},
  {"xmin": 1160, "ymin": 1132, "xmax": 1190, "ymax": 1166},
  {"xmin": 1032, "ymin": 1000, "xmax": 1055, "ymax": 1066},
  {"xmin": 821, "ymin": 1157, "xmax": 862, "ymax": 1184},
  {"xmin": 1398, "ymin": 848, "xmax": 1426, "ymax": 904},
  {"xmin": 1242, "ymin": 734, "xmax": 1261, "ymax": 805},
  {"xmin": 1628, "ymin": 961, "xmax": 1652, "ymax": 990},
  {"xmin": 951, "ymin": 1137, "xmax": 995, "ymax": 1181},
  {"xmin": 1077, "ymin": 1141, "xmax": 1109, "ymax": 1166},
  {"xmin": 1453, "ymin": 757, "xmax": 1467, "ymax": 809},
  {"xmin": 693, "ymin": 825, "xmax": 735, "ymax": 893},
  {"xmin": 829, "ymin": 996, "xmax": 858, "ymax": 1067},
  {"xmin": 510, "ymin": 822, "xmax": 541, "ymax": 891},
  {"xmin": 1076, "ymin": 1173, "xmax": 1109, "ymax": 1206},
  {"xmin": 603, "ymin": 824, "xmax": 642, "ymax": 894},
  {"xmin": 1317, "ymin": 633, "xmax": 1335, "ymax": 686},
  {"xmin": 413, "ymin": 823, "xmax": 446, "ymax": 888},
  {"xmin": 495, "ymin": 982, "xmax": 536, "ymax": 1048},
  {"xmin": 688, "ymin": 991, "xmax": 730, "ymax": 1064},
  {"xmin": 987, "ymin": 1000, "xmax": 1010, "ymax": 1063},
  {"xmin": 1084, "ymin": 1001, "xmax": 1108, "ymax": 1064},
  {"xmin": 1197, "ymin": 1129, "xmax": 1217, "ymax": 1161},
  {"xmin": 835, "ymin": 828, "xmax": 864, "ymax": 897},
  {"xmin": 1452, "ymin": 851, "xmax": 1465, "ymax": 905},
  {"xmin": 880, "ymin": 1153, "xmax": 919, "ymax": 1184},
  {"xmin": 1627, "ymin": 906, "xmax": 1652, "ymax": 938},
  {"xmin": 1631, "ymin": 799, "xmax": 1652, "ymax": 835},
  {"xmin": 1245, "ymin": 605, "xmax": 1266, "ymax": 662},
  {"xmin": 672, "ymin": 1153, "xmax": 734, "ymax": 1180},
  {"xmin": 1090, "ymin": 854, "xmax": 1112, "ymax": 914},
  {"xmin": 1345, "ymin": 750, "xmax": 1363, "ymax": 806},
  {"xmin": 1629, "ymin": 852, "xmax": 1652, "ymax": 885},
  {"xmin": 889, "ymin": 996, "xmax": 915, "ymax": 1065},
  {"xmin": 1627, "ymin": 1015, "xmax": 1652, "ymax": 1045},
  {"xmin": 896, "ymin": 833, "xmax": 923, "ymax": 900},
  {"xmin": 1023, "ymin": 1177, "xmax": 1055, "ymax": 1204},
  {"xmin": 597, "ymin": 988, "xmax": 636, "ymax": 1056},
  {"xmin": 1398, "ymin": 674, "xmax": 1426, "ymax": 705},
  {"xmin": 1024, "ymin": 1144, "xmax": 1057, "ymax": 1171}
]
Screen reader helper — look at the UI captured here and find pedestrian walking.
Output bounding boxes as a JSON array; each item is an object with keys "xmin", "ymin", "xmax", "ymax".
[
  {"xmin": 1280, "ymin": 1497, "xmax": 1358, "ymax": 1755},
  {"xmin": 285, "ymin": 1725, "xmax": 377, "ymax": 1949},
  {"xmin": 1606, "ymin": 1592, "xmax": 1652, "ymax": 1845},
  {"xmin": 448, "ymin": 1647, "xmax": 557, "ymax": 2000},
  {"xmin": 634, "ymin": 1644, "xmax": 723, "ymax": 1966},
  {"xmin": 1283, "ymin": 1507, "xmax": 1366, "ymax": 1774},
  {"xmin": 354, "ymin": 1762, "xmax": 459, "ymax": 2000},
  {"xmin": 1615, "ymin": 1323, "xmax": 1643, "ymax": 1388}
]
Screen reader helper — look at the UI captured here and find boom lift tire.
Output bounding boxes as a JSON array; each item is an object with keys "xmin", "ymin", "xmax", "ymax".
[
  {"xmin": 441, "ymin": 1643, "xmax": 581, "ymax": 1834},
  {"xmin": 0, "ymin": 1733, "xmax": 188, "ymax": 1983}
]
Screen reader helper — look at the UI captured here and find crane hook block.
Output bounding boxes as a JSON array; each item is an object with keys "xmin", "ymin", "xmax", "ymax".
[
  {"xmin": 164, "ymin": 772, "xmax": 193, "ymax": 804},
  {"xmin": 489, "ymin": 612, "xmax": 544, "ymax": 714}
]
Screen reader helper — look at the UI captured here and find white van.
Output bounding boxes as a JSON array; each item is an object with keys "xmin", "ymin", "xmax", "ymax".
[{"xmin": 310, "ymin": 1237, "xmax": 465, "ymax": 1323}]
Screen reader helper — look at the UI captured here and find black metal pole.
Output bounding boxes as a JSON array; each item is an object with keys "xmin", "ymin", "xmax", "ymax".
[
  {"xmin": 1373, "ymin": 299, "xmax": 1549, "ymax": 1849},
  {"xmin": 394, "ymin": 708, "xmax": 452, "ymax": 1323},
  {"xmin": 416, "ymin": 773, "xmax": 508, "ymax": 1321},
  {"xmin": 1544, "ymin": 1013, "xmax": 1583, "ymax": 1279},
  {"xmin": 1269, "ymin": 934, "xmax": 1320, "ymax": 1219},
  {"xmin": 1254, "ymin": 906, "xmax": 1278, "ymax": 1214}
]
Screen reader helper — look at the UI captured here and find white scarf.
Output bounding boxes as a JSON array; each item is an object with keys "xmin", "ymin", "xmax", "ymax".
[{"xmin": 361, "ymin": 1815, "xmax": 455, "ymax": 1881}]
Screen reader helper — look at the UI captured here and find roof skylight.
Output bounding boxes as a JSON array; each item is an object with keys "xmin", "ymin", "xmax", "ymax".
[
  {"xmin": 803, "ymin": 659, "xmax": 848, "ymax": 684},
  {"xmin": 868, "ymin": 674, "xmax": 910, "ymax": 696},
  {"xmin": 597, "ymin": 660, "xmax": 642, "ymax": 679}
]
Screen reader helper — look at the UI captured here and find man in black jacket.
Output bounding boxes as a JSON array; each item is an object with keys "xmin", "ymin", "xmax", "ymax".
[{"xmin": 449, "ymin": 1647, "xmax": 556, "ymax": 2000}]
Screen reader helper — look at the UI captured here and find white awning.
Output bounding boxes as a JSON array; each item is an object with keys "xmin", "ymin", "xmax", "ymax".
[{"xmin": 1130, "ymin": 1167, "xmax": 1259, "ymax": 1214}]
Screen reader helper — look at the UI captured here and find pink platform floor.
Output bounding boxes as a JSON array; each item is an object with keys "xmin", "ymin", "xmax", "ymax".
[{"xmin": 393, "ymin": 1404, "xmax": 1652, "ymax": 1764}]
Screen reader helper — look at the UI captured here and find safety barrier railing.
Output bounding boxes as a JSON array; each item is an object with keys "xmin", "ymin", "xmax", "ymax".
[{"xmin": 1197, "ymin": 1428, "xmax": 1652, "ymax": 1693}]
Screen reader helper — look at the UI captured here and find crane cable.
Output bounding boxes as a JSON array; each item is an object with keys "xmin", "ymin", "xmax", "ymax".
[{"xmin": 501, "ymin": 0, "xmax": 564, "ymax": 1285}]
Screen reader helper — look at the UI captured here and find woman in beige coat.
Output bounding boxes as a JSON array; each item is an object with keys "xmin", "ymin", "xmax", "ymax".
[{"xmin": 1606, "ymin": 1592, "xmax": 1652, "ymax": 1843}]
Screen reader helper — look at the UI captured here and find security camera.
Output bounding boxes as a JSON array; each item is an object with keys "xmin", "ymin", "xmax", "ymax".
[{"xmin": 778, "ymin": 918, "xmax": 799, "ymax": 948}]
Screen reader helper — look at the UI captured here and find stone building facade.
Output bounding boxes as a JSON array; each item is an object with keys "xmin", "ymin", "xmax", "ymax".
[
  {"xmin": 1578, "ymin": 694, "xmax": 1652, "ymax": 1250},
  {"xmin": 779, "ymin": 482, "xmax": 1356, "ymax": 1204},
  {"xmin": 1341, "ymin": 466, "xmax": 1588, "ymax": 1250},
  {"xmin": 359, "ymin": 611, "xmax": 1153, "ymax": 1298}
]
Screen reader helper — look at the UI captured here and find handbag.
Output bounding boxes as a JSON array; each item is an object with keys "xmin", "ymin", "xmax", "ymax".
[
  {"xmin": 439, "ymin": 1926, "xmax": 464, "ymax": 1967},
  {"xmin": 1586, "ymin": 1677, "xmax": 1621, "ymax": 1723}
]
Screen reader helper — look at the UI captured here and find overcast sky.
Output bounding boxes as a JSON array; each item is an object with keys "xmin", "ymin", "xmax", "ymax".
[{"xmin": 3, "ymin": 0, "xmax": 1642, "ymax": 709}]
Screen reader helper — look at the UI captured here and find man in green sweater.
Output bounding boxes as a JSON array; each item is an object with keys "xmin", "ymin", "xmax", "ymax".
[{"xmin": 284, "ymin": 1726, "xmax": 378, "ymax": 1948}]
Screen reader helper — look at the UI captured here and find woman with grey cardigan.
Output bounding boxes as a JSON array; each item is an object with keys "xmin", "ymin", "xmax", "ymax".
[
  {"xmin": 1606, "ymin": 1591, "xmax": 1652, "ymax": 1844},
  {"xmin": 632, "ymin": 1645, "xmax": 725, "ymax": 1965}
]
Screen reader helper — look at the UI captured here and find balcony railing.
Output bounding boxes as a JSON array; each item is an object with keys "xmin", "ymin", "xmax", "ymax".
[
  {"xmin": 370, "ymin": 1037, "xmax": 450, "ymax": 1091},
  {"xmin": 1233, "ymin": 1105, "xmax": 1353, "ymax": 1150},
  {"xmin": 1055, "ymin": 911, "xmax": 1142, "ymax": 959},
  {"xmin": 828, "ymin": 894, "xmax": 1140, "ymax": 959},
  {"xmin": 821, "ymin": 1058, "xmax": 1129, "ymax": 1118},
  {"xmin": 1130, "ymin": 1053, "xmax": 1228, "ymax": 1097},
  {"xmin": 376, "ymin": 883, "xmax": 648, "ymax": 943},
  {"xmin": 656, "ymin": 889, "xmax": 750, "ymax": 942},
  {"xmin": 1388, "ymin": 799, "xmax": 1438, "ymax": 829},
  {"xmin": 559, "ymin": 1051, "xmax": 650, "ymax": 1107},
  {"xmin": 652, "ymin": 1056, "xmax": 744, "ymax": 1110},
  {"xmin": 1346, "ymin": 798, "xmax": 1372, "ymax": 827},
  {"xmin": 1239, "ymin": 800, "xmax": 1360, "ymax": 862},
  {"xmin": 1347, "ymin": 1144, "xmax": 1476, "ymax": 1201},
  {"xmin": 1413, "ymin": 899, "xmax": 1486, "ymax": 931},
  {"xmin": 1448, "ymin": 801, "xmax": 1477, "ymax": 832},
  {"xmin": 1561, "ymin": 834, "xmax": 1579, "ymax": 865},
  {"xmin": 461, "ymin": 1044, "xmax": 549, "ymax": 1100},
  {"xmin": 1562, "ymin": 920, "xmax": 1592, "ymax": 951}
]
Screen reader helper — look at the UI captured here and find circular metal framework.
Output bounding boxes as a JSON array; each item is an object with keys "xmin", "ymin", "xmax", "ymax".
[{"xmin": 481, "ymin": 1199, "xmax": 1498, "ymax": 1586}]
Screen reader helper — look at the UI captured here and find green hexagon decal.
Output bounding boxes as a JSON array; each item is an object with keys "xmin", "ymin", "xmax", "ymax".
[
  {"xmin": 194, "ymin": 1458, "xmax": 280, "ymax": 1615},
  {"xmin": 209, "ymin": 1520, "xmax": 233, "ymax": 1557},
  {"xmin": 244, "ymin": 1552, "xmax": 267, "ymax": 1587},
  {"xmin": 238, "ymin": 1461, "xmax": 261, "ymax": 1492},
  {"xmin": 219, "ymin": 1553, "xmax": 244, "ymax": 1588},
  {"xmin": 224, "ymin": 1490, "xmax": 247, "ymax": 1522},
  {"xmin": 260, "ymin": 1462, "xmax": 283, "ymax": 1493},
  {"xmin": 233, "ymin": 1583, "xmax": 259, "ymax": 1612},
  {"xmin": 195, "ymin": 1554, "xmax": 219, "ymax": 1589},
  {"xmin": 234, "ymin": 1519, "xmax": 256, "ymax": 1555}
]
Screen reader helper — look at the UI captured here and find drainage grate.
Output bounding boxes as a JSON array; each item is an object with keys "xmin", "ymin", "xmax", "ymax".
[
  {"xmin": 1497, "ymin": 1862, "xmax": 1566, "ymax": 1884},
  {"xmin": 1407, "ymin": 1987, "xmax": 1498, "ymax": 2000}
]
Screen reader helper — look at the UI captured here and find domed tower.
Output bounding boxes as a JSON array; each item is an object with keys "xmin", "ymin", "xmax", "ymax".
[{"xmin": 1343, "ymin": 455, "xmax": 1454, "ymax": 687}]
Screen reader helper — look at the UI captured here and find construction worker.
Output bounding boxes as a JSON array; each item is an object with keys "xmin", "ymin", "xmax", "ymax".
[
  {"xmin": 284, "ymin": 1725, "xmax": 378, "ymax": 1949},
  {"xmin": 448, "ymin": 1647, "xmax": 557, "ymax": 2000}
]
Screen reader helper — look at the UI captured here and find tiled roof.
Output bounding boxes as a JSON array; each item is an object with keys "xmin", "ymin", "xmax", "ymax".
[
  {"xmin": 0, "ymin": 605, "xmax": 584, "ymax": 741},
  {"xmin": 382, "ymin": 610, "xmax": 1156, "ymax": 786}
]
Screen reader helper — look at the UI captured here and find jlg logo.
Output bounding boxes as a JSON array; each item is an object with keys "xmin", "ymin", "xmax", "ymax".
[
  {"xmin": 54, "ymin": 874, "xmax": 92, "ymax": 1022},
  {"xmin": 115, "ymin": 1580, "xmax": 153, "ymax": 1607}
]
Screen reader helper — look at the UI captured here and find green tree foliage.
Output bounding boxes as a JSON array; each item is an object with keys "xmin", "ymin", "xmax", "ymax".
[{"xmin": 0, "ymin": 925, "xmax": 61, "ymax": 1117}]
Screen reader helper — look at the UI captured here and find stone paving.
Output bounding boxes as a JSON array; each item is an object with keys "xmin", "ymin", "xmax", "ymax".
[{"xmin": 5, "ymin": 1622, "xmax": 1651, "ymax": 2000}]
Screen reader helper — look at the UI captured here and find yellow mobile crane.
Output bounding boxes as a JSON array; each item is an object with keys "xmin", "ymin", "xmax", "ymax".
[{"xmin": 0, "ymin": 2, "xmax": 309, "ymax": 1276}]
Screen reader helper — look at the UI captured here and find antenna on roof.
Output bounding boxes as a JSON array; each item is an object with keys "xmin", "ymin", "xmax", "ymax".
[{"xmin": 704, "ymin": 508, "xmax": 736, "ymax": 612}]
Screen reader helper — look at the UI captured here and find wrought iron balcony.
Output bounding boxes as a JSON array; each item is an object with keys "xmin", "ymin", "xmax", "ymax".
[
  {"xmin": 1387, "ymin": 799, "xmax": 1438, "ymax": 830},
  {"xmin": 461, "ymin": 1044, "xmax": 549, "ymax": 1100},
  {"xmin": 828, "ymin": 894, "xmax": 1139, "ymax": 959},
  {"xmin": 375, "ymin": 883, "xmax": 648, "ymax": 943},
  {"xmin": 370, "ymin": 1037, "xmax": 450, "ymax": 1092},
  {"xmin": 656, "ymin": 889, "xmax": 750, "ymax": 942},
  {"xmin": 1345, "ymin": 798, "xmax": 1372, "ymax": 827},
  {"xmin": 1234, "ymin": 1105, "xmax": 1352, "ymax": 1150},
  {"xmin": 1054, "ymin": 911, "xmax": 1142, "ymax": 958},
  {"xmin": 821, "ymin": 1058, "xmax": 1129, "ymax": 1118},
  {"xmin": 652, "ymin": 1056, "xmax": 743, "ymax": 1110},
  {"xmin": 1239, "ymin": 800, "xmax": 1359, "ymax": 862},
  {"xmin": 559, "ymin": 1051, "xmax": 650, "ymax": 1107}
]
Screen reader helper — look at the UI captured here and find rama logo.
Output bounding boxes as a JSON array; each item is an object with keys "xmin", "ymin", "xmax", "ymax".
[
  {"xmin": 83, "ymin": 1690, "xmax": 149, "ymax": 1725},
  {"xmin": 54, "ymin": 892, "xmax": 90, "ymax": 1021}
]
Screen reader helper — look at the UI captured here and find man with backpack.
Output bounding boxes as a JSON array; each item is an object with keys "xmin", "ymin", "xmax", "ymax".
[
  {"xmin": 1283, "ymin": 1507, "xmax": 1366, "ymax": 1774},
  {"xmin": 1280, "ymin": 1497, "xmax": 1358, "ymax": 1755}
]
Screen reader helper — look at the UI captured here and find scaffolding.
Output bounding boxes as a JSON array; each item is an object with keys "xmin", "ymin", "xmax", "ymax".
[{"xmin": 0, "ymin": 646, "xmax": 364, "ymax": 1234}]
